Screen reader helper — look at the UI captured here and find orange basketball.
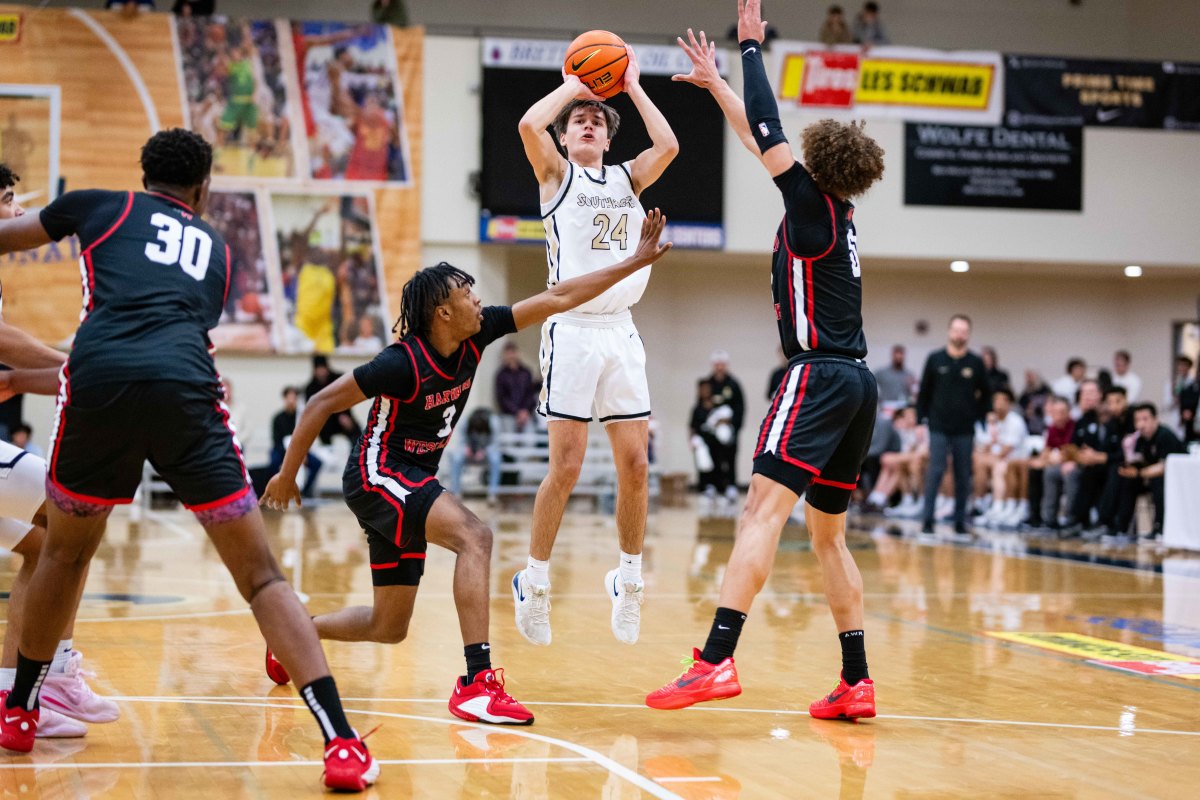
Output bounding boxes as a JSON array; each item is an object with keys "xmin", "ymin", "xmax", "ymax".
[{"xmin": 564, "ymin": 30, "xmax": 628, "ymax": 99}]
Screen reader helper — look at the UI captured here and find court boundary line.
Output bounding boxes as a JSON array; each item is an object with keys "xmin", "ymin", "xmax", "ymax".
[
  {"xmin": 113, "ymin": 697, "xmax": 683, "ymax": 800},
  {"xmin": 113, "ymin": 696, "xmax": 1200, "ymax": 737}
]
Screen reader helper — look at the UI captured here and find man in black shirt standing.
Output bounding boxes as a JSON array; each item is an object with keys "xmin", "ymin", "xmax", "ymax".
[
  {"xmin": 916, "ymin": 314, "xmax": 990, "ymax": 534},
  {"xmin": 0, "ymin": 130, "xmax": 375, "ymax": 790},
  {"xmin": 260, "ymin": 211, "xmax": 672, "ymax": 726},
  {"xmin": 649, "ymin": 8, "xmax": 886, "ymax": 721},
  {"xmin": 705, "ymin": 349, "xmax": 745, "ymax": 504},
  {"xmin": 1109, "ymin": 403, "xmax": 1185, "ymax": 538}
]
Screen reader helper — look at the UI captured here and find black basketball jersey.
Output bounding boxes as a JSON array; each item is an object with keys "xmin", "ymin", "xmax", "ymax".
[
  {"xmin": 39, "ymin": 190, "xmax": 230, "ymax": 391},
  {"xmin": 351, "ymin": 306, "xmax": 517, "ymax": 477},
  {"xmin": 770, "ymin": 163, "xmax": 867, "ymax": 360}
]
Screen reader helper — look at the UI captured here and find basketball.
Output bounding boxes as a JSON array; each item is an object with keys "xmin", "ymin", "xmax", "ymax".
[{"xmin": 563, "ymin": 30, "xmax": 628, "ymax": 99}]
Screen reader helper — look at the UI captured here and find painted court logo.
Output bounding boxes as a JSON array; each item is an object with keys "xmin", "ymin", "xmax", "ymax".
[{"xmin": 987, "ymin": 632, "xmax": 1200, "ymax": 680}]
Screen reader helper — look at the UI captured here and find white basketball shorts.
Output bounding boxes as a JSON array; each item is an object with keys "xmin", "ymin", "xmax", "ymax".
[
  {"xmin": 537, "ymin": 311, "xmax": 650, "ymax": 424},
  {"xmin": 0, "ymin": 440, "xmax": 45, "ymax": 549}
]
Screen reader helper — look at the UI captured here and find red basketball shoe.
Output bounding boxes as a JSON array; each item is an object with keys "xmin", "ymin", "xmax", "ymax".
[
  {"xmin": 323, "ymin": 735, "xmax": 379, "ymax": 791},
  {"xmin": 808, "ymin": 673, "xmax": 876, "ymax": 720},
  {"xmin": 265, "ymin": 648, "xmax": 290, "ymax": 686},
  {"xmin": 0, "ymin": 691, "xmax": 38, "ymax": 753},
  {"xmin": 645, "ymin": 649, "xmax": 741, "ymax": 710},
  {"xmin": 448, "ymin": 668, "xmax": 533, "ymax": 725}
]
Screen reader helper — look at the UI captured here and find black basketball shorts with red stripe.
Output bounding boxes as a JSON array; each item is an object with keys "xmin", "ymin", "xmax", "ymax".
[
  {"xmin": 49, "ymin": 379, "xmax": 252, "ymax": 511},
  {"xmin": 341, "ymin": 457, "xmax": 445, "ymax": 587},
  {"xmin": 752, "ymin": 356, "xmax": 878, "ymax": 513}
]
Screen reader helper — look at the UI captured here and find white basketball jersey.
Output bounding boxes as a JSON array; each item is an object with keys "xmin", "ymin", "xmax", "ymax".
[{"xmin": 541, "ymin": 160, "xmax": 649, "ymax": 315}]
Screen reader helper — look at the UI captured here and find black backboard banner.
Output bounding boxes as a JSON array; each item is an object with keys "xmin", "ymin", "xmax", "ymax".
[
  {"xmin": 905, "ymin": 123, "xmax": 1083, "ymax": 211},
  {"xmin": 1004, "ymin": 55, "xmax": 1200, "ymax": 131}
]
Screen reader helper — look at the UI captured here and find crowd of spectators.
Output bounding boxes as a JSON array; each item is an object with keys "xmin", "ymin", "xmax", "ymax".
[{"xmin": 857, "ymin": 316, "xmax": 1198, "ymax": 542}]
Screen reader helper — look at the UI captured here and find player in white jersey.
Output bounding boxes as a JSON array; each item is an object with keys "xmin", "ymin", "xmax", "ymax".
[
  {"xmin": 0, "ymin": 167, "xmax": 120, "ymax": 736},
  {"xmin": 512, "ymin": 48, "xmax": 678, "ymax": 646}
]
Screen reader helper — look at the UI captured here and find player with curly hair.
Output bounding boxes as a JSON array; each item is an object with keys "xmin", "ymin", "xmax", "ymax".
[
  {"xmin": 646, "ymin": 1, "xmax": 886, "ymax": 719},
  {"xmin": 0, "ymin": 129, "xmax": 379, "ymax": 790}
]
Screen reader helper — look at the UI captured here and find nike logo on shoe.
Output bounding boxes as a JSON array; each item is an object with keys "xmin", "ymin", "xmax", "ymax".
[
  {"xmin": 3, "ymin": 715, "xmax": 23, "ymax": 724},
  {"xmin": 827, "ymin": 690, "xmax": 848, "ymax": 703},
  {"xmin": 513, "ymin": 573, "xmax": 525, "ymax": 602},
  {"xmin": 677, "ymin": 674, "xmax": 703, "ymax": 688},
  {"xmin": 612, "ymin": 575, "xmax": 620, "ymax": 597},
  {"xmin": 571, "ymin": 49, "xmax": 601, "ymax": 71}
]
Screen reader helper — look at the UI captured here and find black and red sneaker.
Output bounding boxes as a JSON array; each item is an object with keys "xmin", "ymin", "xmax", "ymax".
[{"xmin": 265, "ymin": 648, "xmax": 290, "ymax": 686}]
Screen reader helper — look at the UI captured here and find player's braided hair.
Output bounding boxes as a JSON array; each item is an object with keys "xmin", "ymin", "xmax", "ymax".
[
  {"xmin": 801, "ymin": 119, "xmax": 885, "ymax": 200},
  {"xmin": 394, "ymin": 262, "xmax": 476, "ymax": 338},
  {"xmin": 140, "ymin": 128, "xmax": 213, "ymax": 188},
  {"xmin": 553, "ymin": 99, "xmax": 621, "ymax": 141},
  {"xmin": 0, "ymin": 163, "xmax": 20, "ymax": 189}
]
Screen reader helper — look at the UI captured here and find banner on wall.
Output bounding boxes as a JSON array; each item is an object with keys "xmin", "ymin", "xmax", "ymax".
[
  {"xmin": 904, "ymin": 123, "xmax": 1083, "ymax": 211},
  {"xmin": 774, "ymin": 43, "xmax": 1003, "ymax": 125},
  {"xmin": 482, "ymin": 37, "xmax": 730, "ymax": 76},
  {"xmin": 206, "ymin": 190, "xmax": 275, "ymax": 352},
  {"xmin": 1004, "ymin": 54, "xmax": 1200, "ymax": 131}
]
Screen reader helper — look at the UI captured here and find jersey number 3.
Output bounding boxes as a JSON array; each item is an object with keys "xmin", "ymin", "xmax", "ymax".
[{"xmin": 145, "ymin": 212, "xmax": 213, "ymax": 281}]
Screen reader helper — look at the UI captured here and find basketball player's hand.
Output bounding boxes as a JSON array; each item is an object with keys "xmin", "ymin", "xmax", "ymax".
[
  {"xmin": 673, "ymin": 29, "xmax": 719, "ymax": 89},
  {"xmin": 737, "ymin": 0, "xmax": 769, "ymax": 44},
  {"xmin": 631, "ymin": 208, "xmax": 673, "ymax": 266},
  {"xmin": 623, "ymin": 45, "xmax": 641, "ymax": 91},
  {"xmin": 0, "ymin": 372, "xmax": 13, "ymax": 404},
  {"xmin": 562, "ymin": 72, "xmax": 604, "ymax": 102},
  {"xmin": 260, "ymin": 474, "xmax": 302, "ymax": 511}
]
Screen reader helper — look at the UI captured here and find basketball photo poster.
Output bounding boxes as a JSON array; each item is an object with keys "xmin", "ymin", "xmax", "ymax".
[
  {"xmin": 271, "ymin": 191, "xmax": 390, "ymax": 355},
  {"xmin": 206, "ymin": 190, "xmax": 275, "ymax": 352},
  {"xmin": 291, "ymin": 22, "xmax": 413, "ymax": 184},
  {"xmin": 174, "ymin": 16, "xmax": 296, "ymax": 178}
]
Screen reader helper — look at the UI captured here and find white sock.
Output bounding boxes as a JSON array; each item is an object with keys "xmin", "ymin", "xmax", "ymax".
[
  {"xmin": 51, "ymin": 639, "xmax": 73, "ymax": 673},
  {"xmin": 619, "ymin": 551, "xmax": 643, "ymax": 585},
  {"xmin": 525, "ymin": 557, "xmax": 550, "ymax": 588},
  {"xmin": 0, "ymin": 667, "xmax": 14, "ymax": 689}
]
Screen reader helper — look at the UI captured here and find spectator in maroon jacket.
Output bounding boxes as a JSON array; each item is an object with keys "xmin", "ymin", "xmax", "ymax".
[{"xmin": 495, "ymin": 342, "xmax": 537, "ymax": 432}]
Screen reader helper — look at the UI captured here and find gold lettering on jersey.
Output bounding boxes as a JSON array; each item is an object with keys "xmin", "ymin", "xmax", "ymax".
[
  {"xmin": 423, "ymin": 378, "xmax": 472, "ymax": 410},
  {"xmin": 576, "ymin": 194, "xmax": 637, "ymax": 209}
]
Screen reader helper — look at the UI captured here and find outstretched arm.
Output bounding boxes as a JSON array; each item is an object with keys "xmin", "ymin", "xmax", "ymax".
[
  {"xmin": 0, "ymin": 214, "xmax": 53, "ymax": 255},
  {"xmin": 0, "ymin": 322, "xmax": 67, "ymax": 369},
  {"xmin": 736, "ymin": 0, "xmax": 795, "ymax": 177},
  {"xmin": 624, "ymin": 47, "xmax": 680, "ymax": 194},
  {"xmin": 0, "ymin": 366, "xmax": 62, "ymax": 402},
  {"xmin": 260, "ymin": 373, "xmax": 367, "ymax": 510},
  {"xmin": 518, "ymin": 75, "xmax": 601, "ymax": 191},
  {"xmin": 673, "ymin": 29, "xmax": 757, "ymax": 157},
  {"xmin": 511, "ymin": 209, "xmax": 672, "ymax": 330}
]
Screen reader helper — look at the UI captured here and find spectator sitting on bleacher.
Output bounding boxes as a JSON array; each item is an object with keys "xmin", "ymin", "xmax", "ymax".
[
  {"xmin": 1024, "ymin": 395, "xmax": 1074, "ymax": 530},
  {"xmin": 448, "ymin": 408, "xmax": 502, "ymax": 504},
  {"xmin": 1059, "ymin": 379, "xmax": 1107, "ymax": 535},
  {"xmin": 853, "ymin": 2, "xmax": 890, "ymax": 45},
  {"xmin": 1168, "ymin": 355, "xmax": 1199, "ymax": 443},
  {"xmin": 9, "ymin": 422, "xmax": 43, "ymax": 458},
  {"xmin": 874, "ymin": 343, "xmax": 915, "ymax": 410},
  {"xmin": 972, "ymin": 388, "xmax": 1028, "ymax": 527},
  {"xmin": 305, "ymin": 355, "xmax": 361, "ymax": 445},
  {"xmin": 981, "ymin": 346, "xmax": 1010, "ymax": 395},
  {"xmin": 868, "ymin": 406, "xmax": 926, "ymax": 517},
  {"xmin": 495, "ymin": 342, "xmax": 537, "ymax": 433},
  {"xmin": 1052, "ymin": 357, "xmax": 1087, "ymax": 415},
  {"xmin": 819, "ymin": 5, "xmax": 853, "ymax": 46},
  {"xmin": 1018, "ymin": 369, "xmax": 1050, "ymax": 435},
  {"xmin": 1112, "ymin": 349, "xmax": 1141, "ymax": 401},
  {"xmin": 690, "ymin": 379, "xmax": 734, "ymax": 517},
  {"xmin": 270, "ymin": 386, "xmax": 323, "ymax": 499},
  {"xmin": 1076, "ymin": 385, "xmax": 1132, "ymax": 535},
  {"xmin": 859, "ymin": 404, "xmax": 901, "ymax": 510},
  {"xmin": 1108, "ymin": 403, "xmax": 1186, "ymax": 539}
]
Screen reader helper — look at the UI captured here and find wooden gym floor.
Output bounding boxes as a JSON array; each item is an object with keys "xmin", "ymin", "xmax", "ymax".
[{"xmin": 1, "ymin": 500, "xmax": 1199, "ymax": 798}]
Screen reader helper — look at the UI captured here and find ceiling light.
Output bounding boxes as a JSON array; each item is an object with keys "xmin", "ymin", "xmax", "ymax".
[
  {"xmin": 1124, "ymin": 265, "xmax": 1142, "ymax": 278},
  {"xmin": 950, "ymin": 260, "xmax": 970, "ymax": 273}
]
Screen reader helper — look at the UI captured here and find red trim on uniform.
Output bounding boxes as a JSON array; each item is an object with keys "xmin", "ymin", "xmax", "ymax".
[
  {"xmin": 49, "ymin": 364, "xmax": 71, "ymax": 484},
  {"xmin": 371, "ymin": 561, "xmax": 399, "ymax": 570},
  {"xmin": 466, "ymin": 338, "xmax": 480, "ymax": 361},
  {"xmin": 48, "ymin": 477, "xmax": 133, "ymax": 506},
  {"xmin": 414, "ymin": 337, "xmax": 466, "ymax": 381},
  {"xmin": 777, "ymin": 364, "xmax": 814, "ymax": 471},
  {"xmin": 781, "ymin": 219, "xmax": 797, "ymax": 331},
  {"xmin": 146, "ymin": 191, "xmax": 195, "ymax": 213},
  {"xmin": 400, "ymin": 341, "xmax": 420, "ymax": 403},
  {"xmin": 400, "ymin": 553, "xmax": 425, "ymax": 560},
  {"xmin": 83, "ymin": 252, "xmax": 96, "ymax": 314},
  {"xmin": 755, "ymin": 366, "xmax": 789, "ymax": 457},
  {"xmin": 223, "ymin": 243, "xmax": 232, "ymax": 306},
  {"xmin": 81, "ymin": 191, "xmax": 134, "ymax": 256},
  {"xmin": 186, "ymin": 483, "xmax": 252, "ymax": 512},
  {"xmin": 804, "ymin": 258, "xmax": 818, "ymax": 349},
  {"xmin": 813, "ymin": 195, "xmax": 838, "ymax": 260},
  {"xmin": 812, "ymin": 476, "xmax": 857, "ymax": 490},
  {"xmin": 213, "ymin": 396, "xmax": 251, "ymax": 481},
  {"xmin": 373, "ymin": 398, "xmax": 434, "ymax": 487}
]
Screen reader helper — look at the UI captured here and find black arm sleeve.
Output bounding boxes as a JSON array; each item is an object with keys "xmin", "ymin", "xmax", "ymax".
[
  {"xmin": 741, "ymin": 39, "xmax": 788, "ymax": 154},
  {"xmin": 471, "ymin": 305, "xmax": 518, "ymax": 349},
  {"xmin": 353, "ymin": 344, "xmax": 417, "ymax": 400},
  {"xmin": 38, "ymin": 189, "xmax": 128, "ymax": 248}
]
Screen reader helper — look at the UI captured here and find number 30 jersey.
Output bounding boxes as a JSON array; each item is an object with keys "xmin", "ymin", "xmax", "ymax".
[
  {"xmin": 39, "ymin": 190, "xmax": 231, "ymax": 391},
  {"xmin": 351, "ymin": 306, "xmax": 517, "ymax": 476},
  {"xmin": 541, "ymin": 159, "xmax": 648, "ymax": 315}
]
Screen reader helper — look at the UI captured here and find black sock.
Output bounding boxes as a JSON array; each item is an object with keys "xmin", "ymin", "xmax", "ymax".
[
  {"xmin": 6, "ymin": 652, "xmax": 51, "ymax": 713},
  {"xmin": 300, "ymin": 676, "xmax": 355, "ymax": 744},
  {"xmin": 839, "ymin": 630, "xmax": 869, "ymax": 685},
  {"xmin": 464, "ymin": 642, "xmax": 492, "ymax": 683},
  {"xmin": 700, "ymin": 607, "xmax": 747, "ymax": 664}
]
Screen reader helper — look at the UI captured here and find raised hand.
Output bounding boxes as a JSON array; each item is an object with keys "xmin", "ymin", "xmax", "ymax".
[
  {"xmin": 624, "ymin": 44, "xmax": 641, "ymax": 91},
  {"xmin": 672, "ymin": 29, "xmax": 720, "ymax": 89},
  {"xmin": 737, "ymin": 0, "xmax": 769, "ymax": 44},
  {"xmin": 631, "ymin": 208, "xmax": 673, "ymax": 267},
  {"xmin": 562, "ymin": 71, "xmax": 605, "ymax": 102}
]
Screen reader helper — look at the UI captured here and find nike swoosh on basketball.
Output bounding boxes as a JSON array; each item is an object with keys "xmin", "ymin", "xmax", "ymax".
[{"xmin": 571, "ymin": 49, "xmax": 602, "ymax": 71}]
